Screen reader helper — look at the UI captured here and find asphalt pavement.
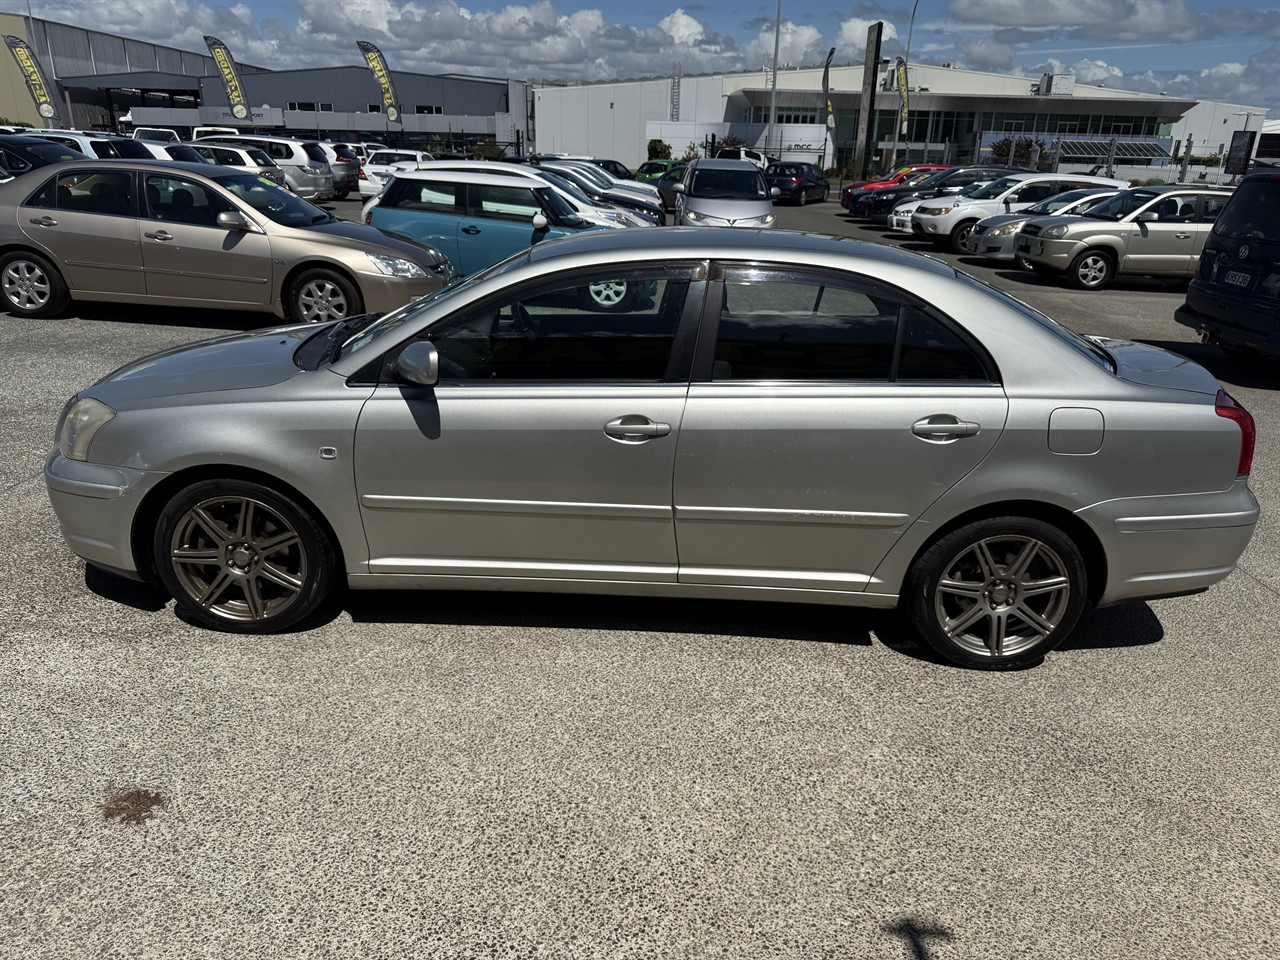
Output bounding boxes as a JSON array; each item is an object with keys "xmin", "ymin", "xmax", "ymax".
[{"xmin": 0, "ymin": 196, "xmax": 1276, "ymax": 959}]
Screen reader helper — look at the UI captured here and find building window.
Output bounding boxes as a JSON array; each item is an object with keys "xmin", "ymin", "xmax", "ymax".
[
  {"xmin": 367, "ymin": 104, "xmax": 382, "ymax": 113},
  {"xmin": 287, "ymin": 102, "xmax": 317, "ymax": 112},
  {"xmin": 319, "ymin": 103, "xmax": 334, "ymax": 112},
  {"xmin": 416, "ymin": 105, "xmax": 444, "ymax": 115}
]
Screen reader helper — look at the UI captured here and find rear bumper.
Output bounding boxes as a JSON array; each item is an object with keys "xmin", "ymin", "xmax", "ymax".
[
  {"xmin": 1076, "ymin": 483, "xmax": 1260, "ymax": 605},
  {"xmin": 1175, "ymin": 297, "xmax": 1280, "ymax": 357}
]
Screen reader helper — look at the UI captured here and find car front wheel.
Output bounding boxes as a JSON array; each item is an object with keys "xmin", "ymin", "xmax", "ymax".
[
  {"xmin": 1067, "ymin": 249, "xmax": 1115, "ymax": 290},
  {"xmin": 949, "ymin": 220, "xmax": 979, "ymax": 254},
  {"xmin": 0, "ymin": 250, "xmax": 70, "ymax": 318},
  {"xmin": 289, "ymin": 268, "xmax": 363, "ymax": 322},
  {"xmin": 905, "ymin": 517, "xmax": 1088, "ymax": 669},
  {"xmin": 153, "ymin": 479, "xmax": 338, "ymax": 633}
]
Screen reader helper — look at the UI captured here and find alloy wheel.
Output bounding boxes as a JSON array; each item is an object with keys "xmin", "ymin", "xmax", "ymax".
[
  {"xmin": 2, "ymin": 260, "xmax": 51, "ymax": 312},
  {"xmin": 932, "ymin": 534, "xmax": 1071, "ymax": 659},
  {"xmin": 1075, "ymin": 254, "xmax": 1111, "ymax": 288},
  {"xmin": 297, "ymin": 278, "xmax": 350, "ymax": 321},
  {"xmin": 587, "ymin": 281, "xmax": 628, "ymax": 308}
]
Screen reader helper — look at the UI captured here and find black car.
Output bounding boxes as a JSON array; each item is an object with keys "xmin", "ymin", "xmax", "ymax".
[
  {"xmin": 536, "ymin": 161, "xmax": 664, "ymax": 225},
  {"xmin": 763, "ymin": 162, "xmax": 829, "ymax": 205},
  {"xmin": 851, "ymin": 165, "xmax": 1022, "ymax": 222},
  {"xmin": 0, "ymin": 135, "xmax": 88, "ymax": 180},
  {"xmin": 585, "ymin": 158, "xmax": 634, "ymax": 180},
  {"xmin": 1175, "ymin": 170, "xmax": 1279, "ymax": 357},
  {"xmin": 656, "ymin": 164, "xmax": 687, "ymax": 210}
]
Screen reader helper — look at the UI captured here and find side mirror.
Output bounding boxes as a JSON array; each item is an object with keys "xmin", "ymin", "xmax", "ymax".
[
  {"xmin": 216, "ymin": 210, "xmax": 251, "ymax": 231},
  {"xmin": 1136, "ymin": 211, "xmax": 1158, "ymax": 222},
  {"xmin": 770, "ymin": 186, "xmax": 781, "ymax": 199},
  {"xmin": 394, "ymin": 340, "xmax": 439, "ymax": 387},
  {"xmin": 672, "ymin": 182, "xmax": 686, "ymax": 194},
  {"xmin": 531, "ymin": 213, "xmax": 549, "ymax": 230}
]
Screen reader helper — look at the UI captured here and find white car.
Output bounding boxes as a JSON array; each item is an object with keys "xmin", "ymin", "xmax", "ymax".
[
  {"xmin": 963, "ymin": 188, "xmax": 1122, "ymax": 262},
  {"xmin": 912, "ymin": 172, "xmax": 1129, "ymax": 252},
  {"xmin": 545, "ymin": 160, "xmax": 661, "ymax": 199},
  {"xmin": 360, "ymin": 149, "xmax": 436, "ymax": 197},
  {"xmin": 887, "ymin": 198, "xmax": 925, "ymax": 233}
]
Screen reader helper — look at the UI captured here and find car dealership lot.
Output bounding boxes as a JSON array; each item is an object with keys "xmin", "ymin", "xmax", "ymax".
[{"xmin": 2, "ymin": 199, "xmax": 1277, "ymax": 959}]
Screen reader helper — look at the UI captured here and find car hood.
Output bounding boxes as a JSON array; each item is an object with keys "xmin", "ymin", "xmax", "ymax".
[
  {"xmin": 1093, "ymin": 337, "xmax": 1221, "ymax": 396},
  {"xmin": 299, "ymin": 218, "xmax": 449, "ymax": 265},
  {"xmin": 89, "ymin": 324, "xmax": 316, "ymax": 402},
  {"xmin": 977, "ymin": 213, "xmax": 1032, "ymax": 228}
]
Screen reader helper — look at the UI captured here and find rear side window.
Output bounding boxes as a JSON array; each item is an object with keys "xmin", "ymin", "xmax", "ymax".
[
  {"xmin": 473, "ymin": 183, "xmax": 542, "ymax": 222},
  {"xmin": 31, "ymin": 170, "xmax": 135, "ymax": 216},
  {"xmin": 302, "ymin": 143, "xmax": 329, "ymax": 164},
  {"xmin": 1212, "ymin": 183, "xmax": 1277, "ymax": 239},
  {"xmin": 89, "ymin": 141, "xmax": 121, "ymax": 159},
  {"xmin": 212, "ymin": 147, "xmax": 244, "ymax": 166},
  {"xmin": 111, "ymin": 140, "xmax": 155, "ymax": 159},
  {"xmin": 382, "ymin": 179, "xmax": 461, "ymax": 213},
  {"xmin": 245, "ymin": 148, "xmax": 273, "ymax": 166}
]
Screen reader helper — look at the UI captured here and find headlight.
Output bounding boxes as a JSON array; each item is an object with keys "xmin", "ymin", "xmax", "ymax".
[
  {"xmin": 367, "ymin": 253, "xmax": 428, "ymax": 278},
  {"xmin": 602, "ymin": 212, "xmax": 634, "ymax": 227},
  {"xmin": 1040, "ymin": 224, "xmax": 1070, "ymax": 239},
  {"xmin": 57, "ymin": 397, "xmax": 115, "ymax": 462},
  {"xmin": 683, "ymin": 209, "xmax": 703, "ymax": 223},
  {"xmin": 748, "ymin": 214, "xmax": 776, "ymax": 225},
  {"xmin": 922, "ymin": 206, "xmax": 950, "ymax": 216},
  {"xmin": 987, "ymin": 223, "xmax": 1020, "ymax": 237}
]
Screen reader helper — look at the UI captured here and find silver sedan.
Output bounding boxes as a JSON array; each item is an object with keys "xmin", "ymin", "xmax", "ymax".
[{"xmin": 44, "ymin": 229, "xmax": 1258, "ymax": 669}]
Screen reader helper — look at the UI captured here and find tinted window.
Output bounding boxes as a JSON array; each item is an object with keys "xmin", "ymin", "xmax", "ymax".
[
  {"xmin": 1214, "ymin": 181, "xmax": 1278, "ymax": 240},
  {"xmin": 111, "ymin": 140, "xmax": 156, "ymax": 159},
  {"xmin": 431, "ymin": 272, "xmax": 690, "ymax": 380},
  {"xmin": 897, "ymin": 308, "xmax": 987, "ymax": 380},
  {"xmin": 44, "ymin": 170, "xmax": 134, "ymax": 215},
  {"xmin": 166, "ymin": 145, "xmax": 208, "ymax": 163},
  {"xmin": 689, "ymin": 167, "xmax": 767, "ymax": 200},
  {"xmin": 144, "ymin": 175, "xmax": 234, "ymax": 226},
  {"xmin": 89, "ymin": 141, "xmax": 120, "ymax": 159},
  {"xmin": 1012, "ymin": 182, "xmax": 1058, "ymax": 204},
  {"xmin": 331, "ymin": 144, "xmax": 357, "ymax": 161},
  {"xmin": 245, "ymin": 148, "xmax": 273, "ymax": 166},
  {"xmin": 302, "ymin": 143, "xmax": 329, "ymax": 164},
  {"xmin": 382, "ymin": 179, "xmax": 461, "ymax": 214},
  {"xmin": 210, "ymin": 147, "xmax": 243, "ymax": 166}
]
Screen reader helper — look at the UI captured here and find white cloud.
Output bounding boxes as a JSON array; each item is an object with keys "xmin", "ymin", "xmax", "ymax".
[
  {"xmin": 658, "ymin": 9, "xmax": 704, "ymax": 46},
  {"xmin": 744, "ymin": 21, "xmax": 824, "ymax": 69},
  {"xmin": 837, "ymin": 17, "xmax": 899, "ymax": 55}
]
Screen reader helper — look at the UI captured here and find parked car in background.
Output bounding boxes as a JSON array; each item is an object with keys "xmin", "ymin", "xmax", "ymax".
[
  {"xmin": 536, "ymin": 162, "xmax": 664, "ymax": 224},
  {"xmin": 963, "ymin": 188, "xmax": 1122, "ymax": 262},
  {"xmin": 360, "ymin": 149, "xmax": 436, "ymax": 197},
  {"xmin": 764, "ymin": 162, "xmax": 830, "ymax": 205},
  {"xmin": 841, "ymin": 164, "xmax": 951, "ymax": 209},
  {"xmin": 1175, "ymin": 171, "xmax": 1280, "ymax": 357},
  {"xmin": 368, "ymin": 168, "xmax": 607, "ymax": 276},
  {"xmin": 314, "ymin": 142, "xmax": 360, "ymax": 200},
  {"xmin": 43, "ymin": 229, "xmax": 1258, "ymax": 674},
  {"xmin": 187, "ymin": 142, "xmax": 285, "ymax": 185},
  {"xmin": 656, "ymin": 164, "xmax": 687, "ymax": 210},
  {"xmin": 585, "ymin": 158, "xmax": 634, "ymax": 179},
  {"xmin": 130, "ymin": 140, "xmax": 215, "ymax": 164},
  {"xmin": 636, "ymin": 159, "xmax": 682, "ymax": 183},
  {"xmin": 196, "ymin": 134, "xmax": 335, "ymax": 200},
  {"xmin": 0, "ymin": 135, "xmax": 87, "ymax": 181},
  {"xmin": 913, "ymin": 172, "xmax": 1129, "ymax": 252},
  {"xmin": 348, "ymin": 141, "xmax": 388, "ymax": 163},
  {"xmin": 544, "ymin": 159, "xmax": 661, "ymax": 200},
  {"xmin": 887, "ymin": 197, "xmax": 929, "ymax": 234},
  {"xmin": 130, "ymin": 127, "xmax": 179, "ymax": 142},
  {"xmin": 713, "ymin": 146, "xmax": 778, "ymax": 169},
  {"xmin": 851, "ymin": 165, "xmax": 1021, "ymax": 222},
  {"xmin": 673, "ymin": 159, "xmax": 779, "ymax": 227},
  {"xmin": 1018, "ymin": 184, "xmax": 1234, "ymax": 290},
  {"xmin": 0, "ymin": 160, "xmax": 452, "ymax": 321},
  {"xmin": 28, "ymin": 130, "xmax": 160, "ymax": 160}
]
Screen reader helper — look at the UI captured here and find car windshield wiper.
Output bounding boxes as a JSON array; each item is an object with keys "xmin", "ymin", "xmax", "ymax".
[
  {"xmin": 323, "ymin": 313, "xmax": 380, "ymax": 362},
  {"xmin": 310, "ymin": 213, "xmax": 334, "ymax": 224}
]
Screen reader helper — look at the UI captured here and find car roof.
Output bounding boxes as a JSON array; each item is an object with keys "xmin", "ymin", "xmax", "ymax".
[
  {"xmin": 688, "ymin": 159, "xmax": 764, "ymax": 171},
  {"xmin": 526, "ymin": 226, "xmax": 956, "ymax": 276},
  {"xmin": 1125, "ymin": 183, "xmax": 1234, "ymax": 193},
  {"xmin": 0, "ymin": 134, "xmax": 76, "ymax": 146},
  {"xmin": 19, "ymin": 159, "xmax": 232, "ymax": 177},
  {"xmin": 389, "ymin": 168, "xmax": 553, "ymax": 187}
]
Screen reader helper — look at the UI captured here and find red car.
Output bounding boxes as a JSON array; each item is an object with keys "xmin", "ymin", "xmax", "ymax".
[{"xmin": 840, "ymin": 164, "xmax": 951, "ymax": 209}]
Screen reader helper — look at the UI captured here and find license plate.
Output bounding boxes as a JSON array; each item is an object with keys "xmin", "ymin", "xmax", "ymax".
[{"xmin": 1224, "ymin": 270, "xmax": 1251, "ymax": 288}]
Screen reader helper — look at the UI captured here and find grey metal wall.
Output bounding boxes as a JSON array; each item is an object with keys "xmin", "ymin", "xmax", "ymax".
[
  {"xmin": 27, "ymin": 17, "xmax": 222, "ymax": 81},
  {"xmin": 213, "ymin": 67, "xmax": 511, "ymax": 117}
]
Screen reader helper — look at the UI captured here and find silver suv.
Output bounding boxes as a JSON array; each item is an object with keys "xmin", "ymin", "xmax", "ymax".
[{"xmin": 1017, "ymin": 184, "xmax": 1234, "ymax": 290}]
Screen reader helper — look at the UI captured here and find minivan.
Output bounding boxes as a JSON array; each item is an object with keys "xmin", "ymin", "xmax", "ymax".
[
  {"xmin": 1175, "ymin": 171, "xmax": 1280, "ymax": 357},
  {"xmin": 196, "ymin": 134, "xmax": 335, "ymax": 200}
]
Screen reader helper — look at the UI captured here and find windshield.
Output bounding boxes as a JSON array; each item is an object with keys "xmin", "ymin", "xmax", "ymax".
[
  {"xmin": 1213, "ymin": 180, "xmax": 1279, "ymax": 242},
  {"xmin": 967, "ymin": 177, "xmax": 1020, "ymax": 200},
  {"xmin": 535, "ymin": 170, "xmax": 591, "ymax": 205},
  {"xmin": 1027, "ymin": 190, "xmax": 1100, "ymax": 216},
  {"xmin": 245, "ymin": 148, "xmax": 274, "ymax": 166},
  {"xmin": 536, "ymin": 185, "xmax": 583, "ymax": 224},
  {"xmin": 690, "ymin": 167, "xmax": 768, "ymax": 200},
  {"xmin": 954, "ymin": 271, "xmax": 1114, "ymax": 372},
  {"xmin": 1083, "ymin": 189, "xmax": 1160, "ymax": 221},
  {"xmin": 543, "ymin": 166, "xmax": 598, "ymax": 196},
  {"xmin": 559, "ymin": 164, "xmax": 612, "ymax": 188},
  {"xmin": 217, "ymin": 174, "xmax": 330, "ymax": 225},
  {"xmin": 334, "ymin": 251, "xmax": 533, "ymax": 362},
  {"xmin": 765, "ymin": 163, "xmax": 804, "ymax": 177}
]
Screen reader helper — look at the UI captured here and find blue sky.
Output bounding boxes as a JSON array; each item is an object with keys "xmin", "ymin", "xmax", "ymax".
[{"xmin": 5, "ymin": 0, "xmax": 1278, "ymax": 111}]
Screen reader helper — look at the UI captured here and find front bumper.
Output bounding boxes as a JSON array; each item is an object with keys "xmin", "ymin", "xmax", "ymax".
[
  {"xmin": 44, "ymin": 451, "xmax": 167, "ymax": 579},
  {"xmin": 964, "ymin": 227, "xmax": 1019, "ymax": 260},
  {"xmin": 1016, "ymin": 234, "xmax": 1081, "ymax": 270},
  {"xmin": 355, "ymin": 268, "xmax": 454, "ymax": 314}
]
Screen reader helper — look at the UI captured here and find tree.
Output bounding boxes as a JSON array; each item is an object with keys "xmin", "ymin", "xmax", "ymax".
[
  {"xmin": 718, "ymin": 135, "xmax": 744, "ymax": 151},
  {"xmin": 988, "ymin": 135, "xmax": 1053, "ymax": 171},
  {"xmin": 647, "ymin": 139, "xmax": 672, "ymax": 160},
  {"xmin": 679, "ymin": 141, "xmax": 701, "ymax": 163}
]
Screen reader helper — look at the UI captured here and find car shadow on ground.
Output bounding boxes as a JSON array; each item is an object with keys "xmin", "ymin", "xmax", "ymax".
[
  {"xmin": 36, "ymin": 300, "xmax": 268, "ymax": 332},
  {"xmin": 1137, "ymin": 338, "xmax": 1279, "ymax": 389}
]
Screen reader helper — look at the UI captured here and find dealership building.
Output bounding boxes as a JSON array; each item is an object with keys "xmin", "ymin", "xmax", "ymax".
[{"xmin": 0, "ymin": 11, "xmax": 1268, "ymax": 173}]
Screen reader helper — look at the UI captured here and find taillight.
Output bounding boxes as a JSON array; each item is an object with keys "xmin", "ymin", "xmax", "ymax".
[
  {"xmin": 1216, "ymin": 388, "xmax": 1256, "ymax": 478},
  {"xmin": 791, "ymin": 177, "xmax": 801, "ymax": 184},
  {"xmin": 363, "ymin": 211, "xmax": 372, "ymax": 224},
  {"xmin": 359, "ymin": 167, "xmax": 367, "ymax": 180}
]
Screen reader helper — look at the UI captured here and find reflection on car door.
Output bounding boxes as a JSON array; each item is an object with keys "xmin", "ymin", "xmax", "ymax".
[
  {"xmin": 369, "ymin": 178, "xmax": 462, "ymax": 270},
  {"xmin": 672, "ymin": 266, "xmax": 1008, "ymax": 593},
  {"xmin": 455, "ymin": 183, "xmax": 565, "ymax": 275},
  {"xmin": 18, "ymin": 169, "xmax": 146, "ymax": 297},
  {"xmin": 353, "ymin": 266, "xmax": 704, "ymax": 583},
  {"xmin": 1123, "ymin": 197, "xmax": 1199, "ymax": 274},
  {"xmin": 139, "ymin": 174, "xmax": 272, "ymax": 306}
]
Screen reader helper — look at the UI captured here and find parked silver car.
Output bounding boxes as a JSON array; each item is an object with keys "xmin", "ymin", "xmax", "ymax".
[
  {"xmin": 44, "ymin": 230, "xmax": 1258, "ymax": 670},
  {"xmin": 673, "ymin": 159, "xmax": 780, "ymax": 227},
  {"xmin": 962, "ymin": 188, "xmax": 1122, "ymax": 262}
]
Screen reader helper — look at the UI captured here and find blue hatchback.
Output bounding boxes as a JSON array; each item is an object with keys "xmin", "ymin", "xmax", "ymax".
[{"xmin": 370, "ymin": 170, "xmax": 604, "ymax": 276}]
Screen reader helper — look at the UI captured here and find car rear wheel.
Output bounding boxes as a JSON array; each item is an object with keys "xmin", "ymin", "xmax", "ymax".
[
  {"xmin": 289, "ymin": 268, "xmax": 363, "ymax": 322},
  {"xmin": 905, "ymin": 516, "xmax": 1088, "ymax": 670},
  {"xmin": 0, "ymin": 250, "xmax": 70, "ymax": 318},
  {"xmin": 333, "ymin": 189, "xmax": 349, "ymax": 201},
  {"xmin": 1067, "ymin": 249, "xmax": 1115, "ymax": 290},
  {"xmin": 798, "ymin": 189, "xmax": 807, "ymax": 206},
  {"xmin": 821, "ymin": 185, "xmax": 830, "ymax": 202},
  {"xmin": 153, "ymin": 479, "xmax": 338, "ymax": 633}
]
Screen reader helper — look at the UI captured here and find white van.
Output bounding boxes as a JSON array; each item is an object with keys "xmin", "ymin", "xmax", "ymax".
[{"xmin": 912, "ymin": 171, "xmax": 1130, "ymax": 252}]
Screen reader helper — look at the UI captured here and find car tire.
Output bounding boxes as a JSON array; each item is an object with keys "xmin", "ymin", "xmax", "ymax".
[
  {"xmin": 288, "ymin": 268, "xmax": 363, "ymax": 322},
  {"xmin": 0, "ymin": 250, "xmax": 70, "ymax": 318},
  {"xmin": 798, "ymin": 190, "xmax": 807, "ymax": 206},
  {"xmin": 581, "ymin": 280, "xmax": 637, "ymax": 312},
  {"xmin": 821, "ymin": 186, "xmax": 830, "ymax": 202},
  {"xmin": 1067, "ymin": 249, "xmax": 1115, "ymax": 290},
  {"xmin": 333, "ymin": 189, "xmax": 350, "ymax": 201},
  {"xmin": 905, "ymin": 516, "xmax": 1088, "ymax": 670},
  {"xmin": 949, "ymin": 220, "xmax": 979, "ymax": 254},
  {"xmin": 153, "ymin": 479, "xmax": 339, "ymax": 634}
]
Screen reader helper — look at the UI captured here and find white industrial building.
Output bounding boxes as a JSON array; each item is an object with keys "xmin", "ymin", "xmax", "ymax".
[{"xmin": 533, "ymin": 61, "xmax": 1270, "ymax": 175}]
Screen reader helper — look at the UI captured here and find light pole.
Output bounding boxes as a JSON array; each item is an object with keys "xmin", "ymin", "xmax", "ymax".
[
  {"xmin": 886, "ymin": 0, "xmax": 919, "ymax": 172},
  {"xmin": 766, "ymin": 0, "xmax": 781, "ymax": 158}
]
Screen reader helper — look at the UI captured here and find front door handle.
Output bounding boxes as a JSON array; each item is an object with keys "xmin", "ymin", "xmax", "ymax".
[
  {"xmin": 144, "ymin": 230, "xmax": 173, "ymax": 241},
  {"xmin": 604, "ymin": 415, "xmax": 671, "ymax": 442},
  {"xmin": 911, "ymin": 415, "xmax": 980, "ymax": 442},
  {"xmin": 28, "ymin": 216, "xmax": 57, "ymax": 227},
  {"xmin": 1175, "ymin": 233, "xmax": 1192, "ymax": 239},
  {"xmin": 461, "ymin": 225, "xmax": 481, "ymax": 235}
]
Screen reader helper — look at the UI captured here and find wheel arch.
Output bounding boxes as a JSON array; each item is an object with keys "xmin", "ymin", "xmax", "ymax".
[
  {"xmin": 130, "ymin": 464, "xmax": 347, "ymax": 585},
  {"xmin": 279, "ymin": 260, "xmax": 362, "ymax": 320},
  {"xmin": 899, "ymin": 499, "xmax": 1108, "ymax": 605}
]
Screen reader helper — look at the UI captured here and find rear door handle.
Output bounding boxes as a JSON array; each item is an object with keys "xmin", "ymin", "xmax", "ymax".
[
  {"xmin": 144, "ymin": 230, "xmax": 173, "ymax": 241},
  {"xmin": 461, "ymin": 225, "xmax": 481, "ymax": 235},
  {"xmin": 28, "ymin": 216, "xmax": 56, "ymax": 227},
  {"xmin": 1175, "ymin": 233, "xmax": 1193, "ymax": 239},
  {"xmin": 604, "ymin": 416, "xmax": 671, "ymax": 442},
  {"xmin": 911, "ymin": 415, "xmax": 980, "ymax": 442}
]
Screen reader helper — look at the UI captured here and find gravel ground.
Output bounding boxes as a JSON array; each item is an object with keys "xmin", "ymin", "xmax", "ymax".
[{"xmin": 0, "ymin": 198, "xmax": 1276, "ymax": 960}]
